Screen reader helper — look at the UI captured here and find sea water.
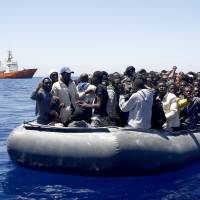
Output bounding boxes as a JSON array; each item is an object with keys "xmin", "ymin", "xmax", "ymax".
[{"xmin": 0, "ymin": 78, "xmax": 200, "ymax": 199}]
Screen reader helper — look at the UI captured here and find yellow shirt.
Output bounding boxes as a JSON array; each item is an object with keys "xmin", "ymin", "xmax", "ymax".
[{"xmin": 177, "ymin": 98, "xmax": 189, "ymax": 111}]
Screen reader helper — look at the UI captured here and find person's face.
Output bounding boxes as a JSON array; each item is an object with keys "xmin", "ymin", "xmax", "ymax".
[
  {"xmin": 193, "ymin": 87, "xmax": 200, "ymax": 97},
  {"xmin": 50, "ymin": 72, "xmax": 58, "ymax": 83},
  {"xmin": 158, "ymin": 82, "xmax": 167, "ymax": 95},
  {"xmin": 180, "ymin": 82, "xmax": 186, "ymax": 91},
  {"xmin": 194, "ymin": 81, "xmax": 199, "ymax": 87},
  {"xmin": 127, "ymin": 69, "xmax": 135, "ymax": 77},
  {"xmin": 146, "ymin": 77, "xmax": 153, "ymax": 87},
  {"xmin": 184, "ymin": 87, "xmax": 192, "ymax": 100},
  {"xmin": 162, "ymin": 75, "xmax": 168, "ymax": 81},
  {"xmin": 102, "ymin": 78, "xmax": 109, "ymax": 87},
  {"xmin": 92, "ymin": 77, "xmax": 100, "ymax": 86},
  {"xmin": 43, "ymin": 78, "xmax": 52, "ymax": 92},
  {"xmin": 168, "ymin": 84, "xmax": 176, "ymax": 94},
  {"xmin": 62, "ymin": 72, "xmax": 71, "ymax": 84},
  {"xmin": 114, "ymin": 79, "xmax": 121, "ymax": 87}
]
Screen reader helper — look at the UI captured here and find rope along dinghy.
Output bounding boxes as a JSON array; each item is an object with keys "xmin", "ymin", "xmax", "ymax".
[{"xmin": 7, "ymin": 122, "xmax": 200, "ymax": 176}]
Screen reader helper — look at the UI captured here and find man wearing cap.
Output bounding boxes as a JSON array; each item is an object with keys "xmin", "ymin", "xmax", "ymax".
[{"xmin": 51, "ymin": 66, "xmax": 79, "ymax": 126}]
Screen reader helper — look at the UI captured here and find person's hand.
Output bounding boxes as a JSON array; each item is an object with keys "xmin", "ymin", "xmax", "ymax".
[
  {"xmin": 124, "ymin": 83, "xmax": 132, "ymax": 94},
  {"xmin": 76, "ymin": 100, "xmax": 83, "ymax": 106},
  {"xmin": 52, "ymin": 96, "xmax": 59, "ymax": 101},
  {"xmin": 156, "ymin": 96, "xmax": 161, "ymax": 101},
  {"xmin": 173, "ymin": 66, "xmax": 177, "ymax": 70},
  {"xmin": 59, "ymin": 102, "xmax": 65, "ymax": 109},
  {"xmin": 118, "ymin": 83, "xmax": 126, "ymax": 95},
  {"xmin": 78, "ymin": 101, "xmax": 88, "ymax": 108},
  {"xmin": 85, "ymin": 88, "xmax": 95, "ymax": 94}
]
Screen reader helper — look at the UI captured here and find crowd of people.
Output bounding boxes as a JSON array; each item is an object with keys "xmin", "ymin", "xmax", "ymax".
[{"xmin": 31, "ymin": 65, "xmax": 200, "ymax": 131}]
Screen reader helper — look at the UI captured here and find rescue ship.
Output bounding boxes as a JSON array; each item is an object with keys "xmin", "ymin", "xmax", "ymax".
[{"xmin": 0, "ymin": 51, "xmax": 37, "ymax": 79}]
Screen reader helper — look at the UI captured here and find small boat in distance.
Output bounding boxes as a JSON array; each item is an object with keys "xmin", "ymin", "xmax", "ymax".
[{"xmin": 0, "ymin": 51, "xmax": 37, "ymax": 79}]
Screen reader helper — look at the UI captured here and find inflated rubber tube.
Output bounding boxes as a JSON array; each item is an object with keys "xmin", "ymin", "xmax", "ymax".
[{"xmin": 7, "ymin": 124, "xmax": 200, "ymax": 176}]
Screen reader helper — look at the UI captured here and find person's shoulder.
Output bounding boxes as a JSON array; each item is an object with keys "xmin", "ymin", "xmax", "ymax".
[
  {"xmin": 87, "ymin": 84, "xmax": 96, "ymax": 91},
  {"xmin": 96, "ymin": 85, "xmax": 107, "ymax": 96},
  {"xmin": 52, "ymin": 81, "xmax": 60, "ymax": 88},
  {"xmin": 193, "ymin": 97, "xmax": 200, "ymax": 103},
  {"xmin": 68, "ymin": 80, "xmax": 77, "ymax": 87},
  {"xmin": 97, "ymin": 84, "xmax": 106, "ymax": 91},
  {"xmin": 142, "ymin": 88, "xmax": 155, "ymax": 94},
  {"xmin": 130, "ymin": 91, "xmax": 140, "ymax": 99},
  {"xmin": 37, "ymin": 87, "xmax": 44, "ymax": 94},
  {"xmin": 36, "ymin": 88, "xmax": 45, "ymax": 98},
  {"xmin": 168, "ymin": 92, "xmax": 177, "ymax": 99}
]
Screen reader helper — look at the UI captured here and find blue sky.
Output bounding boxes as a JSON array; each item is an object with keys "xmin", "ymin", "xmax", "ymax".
[{"xmin": 0, "ymin": 0, "xmax": 200, "ymax": 76}]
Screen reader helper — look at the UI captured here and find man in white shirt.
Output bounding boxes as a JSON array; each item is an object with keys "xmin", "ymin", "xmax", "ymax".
[
  {"xmin": 119, "ymin": 79, "xmax": 154, "ymax": 129},
  {"xmin": 157, "ymin": 80, "xmax": 180, "ymax": 129},
  {"xmin": 51, "ymin": 67, "xmax": 80, "ymax": 125}
]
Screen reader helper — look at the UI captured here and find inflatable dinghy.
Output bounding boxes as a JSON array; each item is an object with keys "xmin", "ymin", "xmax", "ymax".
[{"xmin": 7, "ymin": 122, "xmax": 200, "ymax": 176}]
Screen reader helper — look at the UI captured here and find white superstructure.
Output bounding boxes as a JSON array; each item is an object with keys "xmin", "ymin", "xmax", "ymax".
[
  {"xmin": 0, "ymin": 51, "xmax": 19, "ymax": 73},
  {"xmin": 5, "ymin": 50, "xmax": 19, "ymax": 72}
]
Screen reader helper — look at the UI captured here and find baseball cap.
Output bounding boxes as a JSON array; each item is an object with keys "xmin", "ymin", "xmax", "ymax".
[{"xmin": 60, "ymin": 66, "xmax": 74, "ymax": 74}]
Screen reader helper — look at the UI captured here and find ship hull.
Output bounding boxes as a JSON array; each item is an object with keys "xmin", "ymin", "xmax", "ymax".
[{"xmin": 0, "ymin": 68, "xmax": 37, "ymax": 79}]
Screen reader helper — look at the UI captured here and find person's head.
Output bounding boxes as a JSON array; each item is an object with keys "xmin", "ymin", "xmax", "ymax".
[
  {"xmin": 197, "ymin": 76, "xmax": 200, "ymax": 83},
  {"xmin": 49, "ymin": 71, "xmax": 58, "ymax": 84},
  {"xmin": 92, "ymin": 71, "xmax": 103, "ymax": 86},
  {"xmin": 60, "ymin": 67, "xmax": 74, "ymax": 85},
  {"xmin": 108, "ymin": 73, "xmax": 121, "ymax": 90},
  {"xmin": 102, "ymin": 71, "xmax": 108, "ymax": 79},
  {"xmin": 102, "ymin": 71, "xmax": 109, "ymax": 87},
  {"xmin": 179, "ymin": 81, "xmax": 187, "ymax": 92},
  {"xmin": 112, "ymin": 72, "xmax": 121, "ymax": 79},
  {"xmin": 79, "ymin": 73, "xmax": 89, "ymax": 83},
  {"xmin": 183, "ymin": 86, "xmax": 193, "ymax": 101},
  {"xmin": 42, "ymin": 77, "xmax": 52, "ymax": 92},
  {"xmin": 193, "ymin": 87, "xmax": 200, "ymax": 97},
  {"xmin": 194, "ymin": 80, "xmax": 200, "ymax": 88},
  {"xmin": 145, "ymin": 76, "xmax": 153, "ymax": 88},
  {"xmin": 121, "ymin": 77, "xmax": 134, "ymax": 94},
  {"xmin": 133, "ymin": 78, "xmax": 144, "ymax": 92},
  {"xmin": 151, "ymin": 74, "xmax": 159, "ymax": 86},
  {"xmin": 161, "ymin": 70, "xmax": 167, "ymax": 75},
  {"xmin": 124, "ymin": 66, "xmax": 135, "ymax": 77},
  {"xmin": 168, "ymin": 83, "xmax": 177, "ymax": 95},
  {"xmin": 161, "ymin": 74, "xmax": 168, "ymax": 81},
  {"xmin": 157, "ymin": 80, "xmax": 167, "ymax": 96},
  {"xmin": 187, "ymin": 76, "xmax": 194, "ymax": 84},
  {"xmin": 138, "ymin": 69, "xmax": 147, "ymax": 76}
]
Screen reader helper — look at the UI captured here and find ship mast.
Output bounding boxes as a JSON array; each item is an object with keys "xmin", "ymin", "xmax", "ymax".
[
  {"xmin": 5, "ymin": 50, "xmax": 18, "ymax": 72},
  {"xmin": 6, "ymin": 50, "xmax": 13, "ymax": 63}
]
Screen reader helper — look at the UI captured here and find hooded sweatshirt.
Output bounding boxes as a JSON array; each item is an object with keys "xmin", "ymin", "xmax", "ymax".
[{"xmin": 119, "ymin": 89, "xmax": 154, "ymax": 129}]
